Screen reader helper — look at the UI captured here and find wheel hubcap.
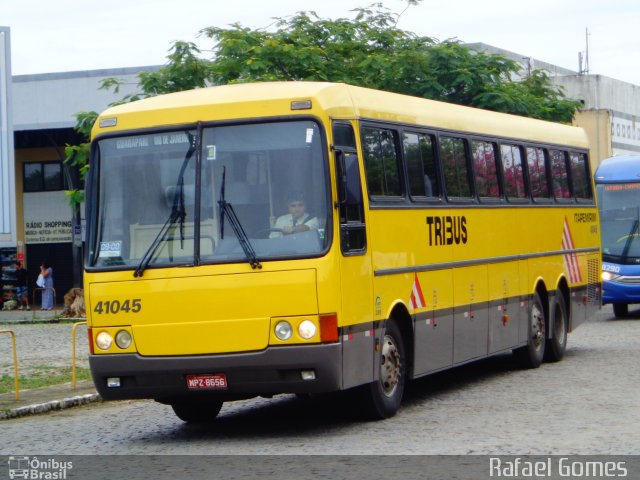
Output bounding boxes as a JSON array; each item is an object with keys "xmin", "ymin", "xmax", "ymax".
[
  {"xmin": 531, "ymin": 303, "xmax": 545, "ymax": 351},
  {"xmin": 379, "ymin": 334, "xmax": 401, "ymax": 397}
]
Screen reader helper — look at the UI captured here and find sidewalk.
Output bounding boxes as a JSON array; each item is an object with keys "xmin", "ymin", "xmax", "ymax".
[{"xmin": 0, "ymin": 307, "xmax": 101, "ymax": 420}]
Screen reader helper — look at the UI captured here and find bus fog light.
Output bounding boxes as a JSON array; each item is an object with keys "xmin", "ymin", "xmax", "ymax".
[
  {"xmin": 298, "ymin": 320, "xmax": 317, "ymax": 339},
  {"xmin": 107, "ymin": 377, "xmax": 121, "ymax": 388},
  {"xmin": 96, "ymin": 331, "xmax": 113, "ymax": 350},
  {"xmin": 275, "ymin": 321, "xmax": 292, "ymax": 340},
  {"xmin": 301, "ymin": 370, "xmax": 316, "ymax": 381},
  {"xmin": 115, "ymin": 330, "xmax": 132, "ymax": 349}
]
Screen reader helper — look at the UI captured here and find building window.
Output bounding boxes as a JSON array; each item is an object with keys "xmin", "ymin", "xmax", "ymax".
[{"xmin": 23, "ymin": 162, "xmax": 65, "ymax": 192}]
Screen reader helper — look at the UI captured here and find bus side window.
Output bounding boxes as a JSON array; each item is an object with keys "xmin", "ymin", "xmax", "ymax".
[
  {"xmin": 550, "ymin": 149, "xmax": 572, "ymax": 200},
  {"xmin": 472, "ymin": 140, "xmax": 500, "ymax": 201},
  {"xmin": 403, "ymin": 132, "xmax": 440, "ymax": 200},
  {"xmin": 333, "ymin": 122, "xmax": 366, "ymax": 254},
  {"xmin": 500, "ymin": 144, "xmax": 527, "ymax": 200},
  {"xmin": 526, "ymin": 147, "xmax": 550, "ymax": 201},
  {"xmin": 362, "ymin": 127, "xmax": 402, "ymax": 198},
  {"xmin": 570, "ymin": 152, "xmax": 592, "ymax": 200},
  {"xmin": 441, "ymin": 136, "xmax": 473, "ymax": 200}
]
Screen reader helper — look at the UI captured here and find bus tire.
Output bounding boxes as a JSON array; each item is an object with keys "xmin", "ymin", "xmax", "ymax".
[
  {"xmin": 514, "ymin": 291, "xmax": 546, "ymax": 368},
  {"xmin": 171, "ymin": 399, "xmax": 223, "ymax": 423},
  {"xmin": 361, "ymin": 320, "xmax": 406, "ymax": 419},
  {"xmin": 545, "ymin": 293, "xmax": 567, "ymax": 362},
  {"xmin": 613, "ymin": 303, "xmax": 628, "ymax": 318}
]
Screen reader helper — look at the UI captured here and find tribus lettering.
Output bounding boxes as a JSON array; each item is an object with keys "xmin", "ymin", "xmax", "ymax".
[{"xmin": 426, "ymin": 216, "xmax": 467, "ymax": 246}]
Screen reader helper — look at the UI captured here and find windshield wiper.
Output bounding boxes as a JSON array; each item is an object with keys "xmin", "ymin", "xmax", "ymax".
[
  {"xmin": 619, "ymin": 218, "xmax": 640, "ymax": 263},
  {"xmin": 218, "ymin": 166, "xmax": 262, "ymax": 269},
  {"xmin": 134, "ymin": 135, "xmax": 195, "ymax": 277}
]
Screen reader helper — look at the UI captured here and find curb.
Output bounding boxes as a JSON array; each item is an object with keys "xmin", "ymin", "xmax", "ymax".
[{"xmin": 0, "ymin": 393, "xmax": 102, "ymax": 420}]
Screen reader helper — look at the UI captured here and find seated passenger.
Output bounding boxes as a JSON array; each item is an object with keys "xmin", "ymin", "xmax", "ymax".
[{"xmin": 270, "ymin": 192, "xmax": 319, "ymax": 238}]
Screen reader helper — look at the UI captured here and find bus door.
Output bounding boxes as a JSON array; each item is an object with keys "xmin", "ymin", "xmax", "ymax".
[{"xmin": 333, "ymin": 122, "xmax": 375, "ymax": 389}]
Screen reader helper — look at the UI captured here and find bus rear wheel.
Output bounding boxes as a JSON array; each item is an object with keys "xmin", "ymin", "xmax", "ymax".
[
  {"xmin": 545, "ymin": 293, "xmax": 567, "ymax": 362},
  {"xmin": 514, "ymin": 291, "xmax": 546, "ymax": 368},
  {"xmin": 171, "ymin": 399, "xmax": 223, "ymax": 423},
  {"xmin": 360, "ymin": 320, "xmax": 406, "ymax": 419}
]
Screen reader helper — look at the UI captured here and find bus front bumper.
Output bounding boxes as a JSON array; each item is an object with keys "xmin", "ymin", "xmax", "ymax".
[
  {"xmin": 89, "ymin": 343, "xmax": 343, "ymax": 402},
  {"xmin": 602, "ymin": 279, "xmax": 640, "ymax": 305}
]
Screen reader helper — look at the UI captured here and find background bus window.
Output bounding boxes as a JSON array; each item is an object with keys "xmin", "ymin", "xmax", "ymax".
[
  {"xmin": 441, "ymin": 136, "xmax": 472, "ymax": 200},
  {"xmin": 403, "ymin": 132, "xmax": 440, "ymax": 199},
  {"xmin": 362, "ymin": 127, "xmax": 402, "ymax": 197},
  {"xmin": 471, "ymin": 140, "xmax": 499, "ymax": 200},
  {"xmin": 550, "ymin": 149, "xmax": 571, "ymax": 200},
  {"xmin": 569, "ymin": 152, "xmax": 592, "ymax": 200},
  {"xmin": 500, "ymin": 144, "xmax": 527, "ymax": 200},
  {"xmin": 526, "ymin": 147, "xmax": 550, "ymax": 200}
]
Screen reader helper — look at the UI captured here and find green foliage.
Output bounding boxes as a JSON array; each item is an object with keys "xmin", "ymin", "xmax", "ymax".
[
  {"xmin": 201, "ymin": 4, "xmax": 580, "ymax": 122},
  {"xmin": 65, "ymin": 1, "xmax": 581, "ymax": 209}
]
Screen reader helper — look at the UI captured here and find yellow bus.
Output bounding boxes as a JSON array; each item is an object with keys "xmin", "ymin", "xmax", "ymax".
[{"xmin": 85, "ymin": 82, "xmax": 601, "ymax": 422}]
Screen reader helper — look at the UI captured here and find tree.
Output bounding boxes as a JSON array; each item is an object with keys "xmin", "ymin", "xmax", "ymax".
[
  {"xmin": 201, "ymin": 4, "xmax": 581, "ymax": 122},
  {"xmin": 66, "ymin": 2, "xmax": 582, "ymax": 201}
]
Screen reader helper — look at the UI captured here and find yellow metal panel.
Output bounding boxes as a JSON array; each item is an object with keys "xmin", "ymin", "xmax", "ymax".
[{"xmin": 88, "ymin": 269, "xmax": 317, "ymax": 355}]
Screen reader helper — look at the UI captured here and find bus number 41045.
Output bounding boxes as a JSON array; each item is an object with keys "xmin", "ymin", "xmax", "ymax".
[{"xmin": 93, "ymin": 299, "xmax": 142, "ymax": 314}]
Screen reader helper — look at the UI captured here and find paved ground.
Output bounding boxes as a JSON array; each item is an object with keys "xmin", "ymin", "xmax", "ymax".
[{"xmin": 0, "ymin": 308, "xmax": 96, "ymax": 418}]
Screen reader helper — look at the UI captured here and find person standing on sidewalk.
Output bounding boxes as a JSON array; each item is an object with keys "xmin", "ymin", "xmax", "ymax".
[
  {"xmin": 15, "ymin": 261, "xmax": 31, "ymax": 311},
  {"xmin": 40, "ymin": 262, "xmax": 54, "ymax": 310}
]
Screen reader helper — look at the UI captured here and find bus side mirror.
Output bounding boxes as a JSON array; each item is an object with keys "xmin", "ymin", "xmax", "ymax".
[
  {"xmin": 335, "ymin": 149, "xmax": 347, "ymax": 205},
  {"xmin": 335, "ymin": 149, "xmax": 362, "ymax": 207}
]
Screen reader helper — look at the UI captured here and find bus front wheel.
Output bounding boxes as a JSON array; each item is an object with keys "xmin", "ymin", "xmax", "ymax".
[
  {"xmin": 360, "ymin": 320, "xmax": 406, "ymax": 419},
  {"xmin": 171, "ymin": 399, "xmax": 223, "ymax": 423},
  {"xmin": 613, "ymin": 303, "xmax": 628, "ymax": 318},
  {"xmin": 514, "ymin": 292, "xmax": 546, "ymax": 368}
]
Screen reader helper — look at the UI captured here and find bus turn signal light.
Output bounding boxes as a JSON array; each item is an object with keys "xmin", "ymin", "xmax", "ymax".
[{"xmin": 319, "ymin": 314, "xmax": 338, "ymax": 343}]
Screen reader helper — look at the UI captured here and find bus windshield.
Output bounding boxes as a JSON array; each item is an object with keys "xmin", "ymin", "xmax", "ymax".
[
  {"xmin": 596, "ymin": 183, "xmax": 640, "ymax": 263},
  {"xmin": 89, "ymin": 120, "xmax": 330, "ymax": 270}
]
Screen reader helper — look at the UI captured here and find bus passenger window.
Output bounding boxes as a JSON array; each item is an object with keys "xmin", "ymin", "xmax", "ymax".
[
  {"xmin": 526, "ymin": 147, "xmax": 550, "ymax": 200},
  {"xmin": 472, "ymin": 140, "xmax": 499, "ymax": 200},
  {"xmin": 500, "ymin": 144, "xmax": 527, "ymax": 199},
  {"xmin": 441, "ymin": 136, "xmax": 472, "ymax": 200},
  {"xmin": 403, "ymin": 132, "xmax": 440, "ymax": 199},
  {"xmin": 362, "ymin": 127, "xmax": 402, "ymax": 197},
  {"xmin": 550, "ymin": 149, "xmax": 571, "ymax": 200},
  {"xmin": 570, "ymin": 152, "xmax": 592, "ymax": 200}
]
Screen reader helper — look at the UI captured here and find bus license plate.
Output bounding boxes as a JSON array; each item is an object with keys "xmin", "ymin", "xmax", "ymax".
[{"xmin": 186, "ymin": 374, "xmax": 228, "ymax": 390}]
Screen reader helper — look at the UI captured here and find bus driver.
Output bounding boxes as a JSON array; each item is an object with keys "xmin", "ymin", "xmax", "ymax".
[{"xmin": 270, "ymin": 191, "xmax": 319, "ymax": 238}]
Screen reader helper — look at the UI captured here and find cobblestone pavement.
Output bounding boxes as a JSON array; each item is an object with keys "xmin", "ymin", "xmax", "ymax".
[
  {"xmin": 1, "ymin": 305, "xmax": 639, "ymax": 456},
  {"xmin": 0, "ymin": 315, "xmax": 89, "ymax": 377}
]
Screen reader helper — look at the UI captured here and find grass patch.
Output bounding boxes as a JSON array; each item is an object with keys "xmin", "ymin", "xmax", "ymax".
[{"xmin": 0, "ymin": 365, "xmax": 92, "ymax": 394}]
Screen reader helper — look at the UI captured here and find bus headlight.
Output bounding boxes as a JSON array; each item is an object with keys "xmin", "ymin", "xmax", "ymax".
[
  {"xmin": 602, "ymin": 271, "xmax": 620, "ymax": 281},
  {"xmin": 298, "ymin": 320, "xmax": 317, "ymax": 339},
  {"xmin": 274, "ymin": 321, "xmax": 293, "ymax": 341},
  {"xmin": 96, "ymin": 331, "xmax": 113, "ymax": 350},
  {"xmin": 115, "ymin": 330, "xmax": 133, "ymax": 349}
]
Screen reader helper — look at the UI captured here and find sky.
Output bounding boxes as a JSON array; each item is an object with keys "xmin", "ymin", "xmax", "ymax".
[{"xmin": 2, "ymin": 0, "xmax": 640, "ymax": 85}]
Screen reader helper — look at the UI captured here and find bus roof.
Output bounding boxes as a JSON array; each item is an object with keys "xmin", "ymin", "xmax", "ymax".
[
  {"xmin": 93, "ymin": 81, "xmax": 589, "ymax": 149},
  {"xmin": 595, "ymin": 155, "xmax": 640, "ymax": 183}
]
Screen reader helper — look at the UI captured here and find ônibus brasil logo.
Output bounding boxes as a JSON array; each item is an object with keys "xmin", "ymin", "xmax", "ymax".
[{"xmin": 8, "ymin": 456, "xmax": 73, "ymax": 479}]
